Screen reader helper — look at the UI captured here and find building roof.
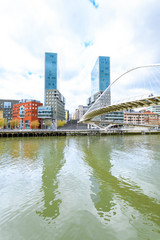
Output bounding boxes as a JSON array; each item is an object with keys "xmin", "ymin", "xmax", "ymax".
[
  {"xmin": 142, "ymin": 111, "xmax": 157, "ymax": 115},
  {"xmin": 124, "ymin": 110, "xmax": 157, "ymax": 115}
]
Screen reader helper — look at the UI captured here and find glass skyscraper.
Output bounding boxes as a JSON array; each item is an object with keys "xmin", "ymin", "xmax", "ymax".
[
  {"xmin": 45, "ymin": 52, "xmax": 57, "ymax": 90},
  {"xmin": 87, "ymin": 56, "xmax": 111, "ymax": 121},
  {"xmin": 44, "ymin": 52, "xmax": 65, "ymax": 120},
  {"xmin": 91, "ymin": 56, "xmax": 110, "ymax": 97}
]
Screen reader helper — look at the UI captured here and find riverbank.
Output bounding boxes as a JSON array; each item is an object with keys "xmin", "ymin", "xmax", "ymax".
[{"xmin": 0, "ymin": 129, "xmax": 160, "ymax": 137}]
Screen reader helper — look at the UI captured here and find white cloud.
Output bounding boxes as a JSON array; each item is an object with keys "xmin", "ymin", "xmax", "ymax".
[{"xmin": 0, "ymin": 0, "xmax": 160, "ymax": 113}]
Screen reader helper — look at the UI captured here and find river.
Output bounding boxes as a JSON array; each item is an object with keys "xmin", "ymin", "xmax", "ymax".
[{"xmin": 0, "ymin": 135, "xmax": 160, "ymax": 240}]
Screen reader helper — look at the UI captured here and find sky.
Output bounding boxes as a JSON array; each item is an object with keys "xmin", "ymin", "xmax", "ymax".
[{"xmin": 0, "ymin": 0, "xmax": 160, "ymax": 113}]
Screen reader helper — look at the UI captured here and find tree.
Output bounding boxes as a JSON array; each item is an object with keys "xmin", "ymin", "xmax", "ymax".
[
  {"xmin": 10, "ymin": 119, "xmax": 20, "ymax": 129},
  {"xmin": 57, "ymin": 120, "xmax": 66, "ymax": 127},
  {"xmin": 31, "ymin": 120, "xmax": 40, "ymax": 129},
  {"xmin": 45, "ymin": 120, "xmax": 52, "ymax": 129},
  {"xmin": 0, "ymin": 118, "xmax": 7, "ymax": 128}
]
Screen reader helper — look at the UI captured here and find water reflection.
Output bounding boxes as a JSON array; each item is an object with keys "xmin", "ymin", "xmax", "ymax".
[
  {"xmin": 0, "ymin": 138, "xmax": 40, "ymax": 166},
  {"xmin": 36, "ymin": 138, "xmax": 66, "ymax": 221},
  {"xmin": 1, "ymin": 136, "xmax": 160, "ymax": 240},
  {"xmin": 80, "ymin": 136, "xmax": 160, "ymax": 229},
  {"xmin": 41, "ymin": 137, "xmax": 113, "ymax": 240},
  {"xmin": 36, "ymin": 136, "xmax": 160, "ymax": 238},
  {"xmin": 0, "ymin": 138, "xmax": 43, "ymax": 234}
]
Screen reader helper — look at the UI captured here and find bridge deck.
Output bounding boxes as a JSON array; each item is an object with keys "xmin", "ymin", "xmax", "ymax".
[{"xmin": 80, "ymin": 96, "xmax": 160, "ymax": 123}]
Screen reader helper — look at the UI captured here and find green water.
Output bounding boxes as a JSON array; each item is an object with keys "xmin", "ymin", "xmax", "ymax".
[{"xmin": 0, "ymin": 135, "xmax": 160, "ymax": 240}]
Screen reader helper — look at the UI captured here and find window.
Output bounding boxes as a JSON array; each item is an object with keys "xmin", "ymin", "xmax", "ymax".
[{"xmin": 4, "ymin": 102, "xmax": 11, "ymax": 108}]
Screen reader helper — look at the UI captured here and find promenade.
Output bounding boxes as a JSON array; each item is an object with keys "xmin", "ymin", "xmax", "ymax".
[{"xmin": 0, "ymin": 128, "xmax": 160, "ymax": 137}]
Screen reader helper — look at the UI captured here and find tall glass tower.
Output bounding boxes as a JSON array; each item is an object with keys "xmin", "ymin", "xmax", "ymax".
[
  {"xmin": 91, "ymin": 56, "xmax": 110, "ymax": 97},
  {"xmin": 44, "ymin": 52, "xmax": 65, "ymax": 120},
  {"xmin": 45, "ymin": 52, "xmax": 57, "ymax": 90}
]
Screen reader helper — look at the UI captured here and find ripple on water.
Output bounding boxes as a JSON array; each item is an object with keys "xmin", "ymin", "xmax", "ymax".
[{"xmin": 0, "ymin": 136, "xmax": 160, "ymax": 240}]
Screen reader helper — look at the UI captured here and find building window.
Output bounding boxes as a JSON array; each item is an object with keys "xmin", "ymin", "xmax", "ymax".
[{"xmin": 4, "ymin": 102, "xmax": 11, "ymax": 108}]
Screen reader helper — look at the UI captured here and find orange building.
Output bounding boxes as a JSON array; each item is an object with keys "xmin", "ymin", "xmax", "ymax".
[{"xmin": 12, "ymin": 99, "xmax": 43, "ymax": 129}]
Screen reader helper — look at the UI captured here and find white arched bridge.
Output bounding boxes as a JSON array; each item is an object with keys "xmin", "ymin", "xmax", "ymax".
[{"xmin": 79, "ymin": 64, "xmax": 160, "ymax": 127}]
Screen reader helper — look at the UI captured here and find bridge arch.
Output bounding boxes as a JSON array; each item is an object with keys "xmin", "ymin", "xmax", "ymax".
[{"xmin": 80, "ymin": 64, "xmax": 160, "ymax": 124}]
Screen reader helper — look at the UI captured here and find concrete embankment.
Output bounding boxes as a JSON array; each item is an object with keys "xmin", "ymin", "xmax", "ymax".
[{"xmin": 0, "ymin": 129, "xmax": 160, "ymax": 137}]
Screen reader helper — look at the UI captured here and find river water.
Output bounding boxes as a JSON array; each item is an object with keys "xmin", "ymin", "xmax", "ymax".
[{"xmin": 0, "ymin": 135, "xmax": 160, "ymax": 240}]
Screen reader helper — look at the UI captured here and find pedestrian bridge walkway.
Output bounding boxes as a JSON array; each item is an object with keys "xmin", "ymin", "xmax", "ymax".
[{"xmin": 79, "ymin": 64, "xmax": 160, "ymax": 124}]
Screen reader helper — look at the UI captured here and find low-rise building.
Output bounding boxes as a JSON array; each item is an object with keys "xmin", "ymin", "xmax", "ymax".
[
  {"xmin": 147, "ymin": 105, "xmax": 160, "ymax": 120},
  {"xmin": 13, "ymin": 99, "xmax": 43, "ymax": 129},
  {"xmin": 38, "ymin": 106, "xmax": 53, "ymax": 129},
  {"xmin": 0, "ymin": 99, "xmax": 19, "ymax": 122},
  {"xmin": 124, "ymin": 110, "xmax": 159, "ymax": 125},
  {"xmin": 105, "ymin": 111, "xmax": 124, "ymax": 122},
  {"xmin": 38, "ymin": 106, "xmax": 53, "ymax": 119}
]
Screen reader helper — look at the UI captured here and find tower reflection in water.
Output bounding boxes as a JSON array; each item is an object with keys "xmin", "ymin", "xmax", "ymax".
[
  {"xmin": 81, "ymin": 136, "xmax": 160, "ymax": 228},
  {"xmin": 36, "ymin": 138, "xmax": 66, "ymax": 221},
  {"xmin": 36, "ymin": 136, "xmax": 160, "ymax": 238}
]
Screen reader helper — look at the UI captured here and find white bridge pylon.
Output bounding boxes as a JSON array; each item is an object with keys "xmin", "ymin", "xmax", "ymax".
[{"xmin": 79, "ymin": 64, "xmax": 160, "ymax": 124}]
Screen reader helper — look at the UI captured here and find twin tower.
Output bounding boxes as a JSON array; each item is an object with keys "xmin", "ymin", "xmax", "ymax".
[
  {"xmin": 44, "ymin": 53, "xmax": 110, "ymax": 119},
  {"xmin": 44, "ymin": 53, "xmax": 65, "ymax": 120}
]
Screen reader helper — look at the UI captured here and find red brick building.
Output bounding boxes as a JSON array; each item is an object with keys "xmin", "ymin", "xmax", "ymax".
[{"xmin": 12, "ymin": 99, "xmax": 43, "ymax": 129}]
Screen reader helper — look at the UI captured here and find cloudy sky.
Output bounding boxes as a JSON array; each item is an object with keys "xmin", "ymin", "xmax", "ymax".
[{"xmin": 0, "ymin": 0, "xmax": 160, "ymax": 113}]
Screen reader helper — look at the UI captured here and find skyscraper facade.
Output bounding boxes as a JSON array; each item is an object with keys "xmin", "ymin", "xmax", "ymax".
[
  {"xmin": 87, "ymin": 56, "xmax": 111, "ymax": 110},
  {"xmin": 87, "ymin": 56, "xmax": 124, "ymax": 124},
  {"xmin": 91, "ymin": 56, "xmax": 110, "ymax": 97},
  {"xmin": 45, "ymin": 52, "xmax": 57, "ymax": 91},
  {"xmin": 86, "ymin": 56, "xmax": 111, "ymax": 122},
  {"xmin": 44, "ymin": 52, "xmax": 65, "ymax": 121}
]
